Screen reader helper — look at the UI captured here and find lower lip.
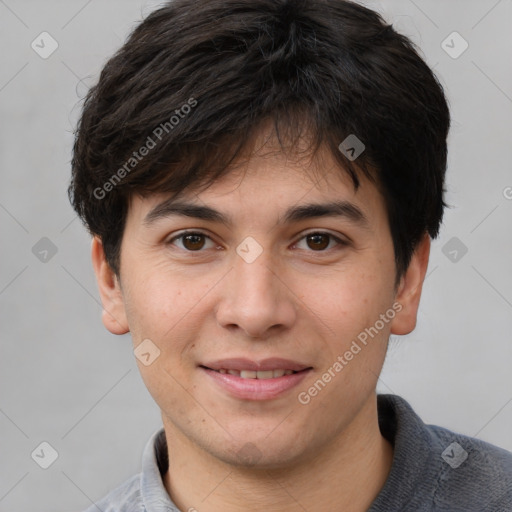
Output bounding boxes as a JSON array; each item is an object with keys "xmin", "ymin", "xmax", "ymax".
[{"xmin": 201, "ymin": 367, "xmax": 312, "ymax": 400}]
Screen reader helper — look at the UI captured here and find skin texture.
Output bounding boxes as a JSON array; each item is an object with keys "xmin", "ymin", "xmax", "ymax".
[{"xmin": 92, "ymin": 130, "xmax": 431, "ymax": 511}]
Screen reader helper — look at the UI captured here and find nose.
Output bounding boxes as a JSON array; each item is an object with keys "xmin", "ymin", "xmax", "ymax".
[{"xmin": 215, "ymin": 247, "xmax": 297, "ymax": 339}]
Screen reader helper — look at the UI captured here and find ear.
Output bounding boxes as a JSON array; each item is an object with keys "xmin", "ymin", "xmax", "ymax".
[
  {"xmin": 390, "ymin": 233, "xmax": 431, "ymax": 335},
  {"xmin": 91, "ymin": 237, "xmax": 129, "ymax": 335}
]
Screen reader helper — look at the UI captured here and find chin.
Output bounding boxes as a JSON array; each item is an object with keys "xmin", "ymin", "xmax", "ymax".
[{"xmin": 205, "ymin": 433, "xmax": 309, "ymax": 470}]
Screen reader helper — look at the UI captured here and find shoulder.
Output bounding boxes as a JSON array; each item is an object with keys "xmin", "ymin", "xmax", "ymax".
[
  {"xmin": 373, "ymin": 394, "xmax": 512, "ymax": 511},
  {"xmin": 426, "ymin": 423, "xmax": 512, "ymax": 510},
  {"xmin": 83, "ymin": 473, "xmax": 144, "ymax": 512}
]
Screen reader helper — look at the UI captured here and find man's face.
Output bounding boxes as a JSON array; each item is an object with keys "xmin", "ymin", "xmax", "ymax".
[{"xmin": 96, "ymin": 137, "xmax": 423, "ymax": 468}]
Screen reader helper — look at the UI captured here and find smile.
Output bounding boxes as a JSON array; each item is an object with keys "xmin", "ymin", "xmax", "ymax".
[{"xmin": 200, "ymin": 365, "xmax": 312, "ymax": 400}]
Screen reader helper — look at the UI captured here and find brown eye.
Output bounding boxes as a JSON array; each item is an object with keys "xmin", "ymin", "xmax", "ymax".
[
  {"xmin": 182, "ymin": 233, "xmax": 206, "ymax": 251},
  {"xmin": 169, "ymin": 231, "xmax": 216, "ymax": 252},
  {"xmin": 294, "ymin": 232, "xmax": 347, "ymax": 253},
  {"xmin": 306, "ymin": 233, "xmax": 330, "ymax": 250}
]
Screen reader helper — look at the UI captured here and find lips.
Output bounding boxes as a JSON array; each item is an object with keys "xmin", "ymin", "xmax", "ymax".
[{"xmin": 200, "ymin": 358, "xmax": 312, "ymax": 400}]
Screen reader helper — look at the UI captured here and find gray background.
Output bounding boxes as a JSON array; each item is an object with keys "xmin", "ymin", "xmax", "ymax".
[{"xmin": 0, "ymin": 0, "xmax": 511, "ymax": 510}]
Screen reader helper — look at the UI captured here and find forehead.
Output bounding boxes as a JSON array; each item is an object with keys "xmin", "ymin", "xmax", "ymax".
[{"xmin": 127, "ymin": 125, "xmax": 385, "ymax": 227}]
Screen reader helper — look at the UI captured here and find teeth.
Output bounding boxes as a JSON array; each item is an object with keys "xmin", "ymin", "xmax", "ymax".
[
  {"xmin": 216, "ymin": 369, "xmax": 298, "ymax": 379},
  {"xmin": 255, "ymin": 370, "xmax": 274, "ymax": 379},
  {"xmin": 240, "ymin": 370, "xmax": 258, "ymax": 379}
]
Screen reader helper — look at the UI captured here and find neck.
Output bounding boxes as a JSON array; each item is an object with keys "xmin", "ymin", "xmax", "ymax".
[{"xmin": 163, "ymin": 393, "xmax": 393, "ymax": 512}]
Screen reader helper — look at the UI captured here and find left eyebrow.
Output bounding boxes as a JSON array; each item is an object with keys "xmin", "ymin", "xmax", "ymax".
[
  {"xmin": 144, "ymin": 200, "xmax": 232, "ymax": 227},
  {"xmin": 143, "ymin": 198, "xmax": 370, "ymax": 230},
  {"xmin": 280, "ymin": 200, "xmax": 370, "ymax": 229}
]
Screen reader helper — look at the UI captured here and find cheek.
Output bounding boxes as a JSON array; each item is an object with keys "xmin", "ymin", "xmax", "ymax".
[
  {"xmin": 303, "ymin": 270, "xmax": 395, "ymax": 382},
  {"xmin": 122, "ymin": 264, "xmax": 188, "ymax": 339},
  {"xmin": 125, "ymin": 275, "xmax": 202, "ymax": 413},
  {"xmin": 123, "ymin": 268, "xmax": 214, "ymax": 372},
  {"xmin": 309, "ymin": 267, "xmax": 390, "ymax": 330}
]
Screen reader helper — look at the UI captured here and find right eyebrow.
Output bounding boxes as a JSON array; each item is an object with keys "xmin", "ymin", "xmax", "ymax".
[{"xmin": 143, "ymin": 200, "xmax": 232, "ymax": 227}]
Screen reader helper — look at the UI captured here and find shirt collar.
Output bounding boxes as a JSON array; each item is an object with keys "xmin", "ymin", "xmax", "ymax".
[{"xmin": 140, "ymin": 427, "xmax": 178, "ymax": 511}]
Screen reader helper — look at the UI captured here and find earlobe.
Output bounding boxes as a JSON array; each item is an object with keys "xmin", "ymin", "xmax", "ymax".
[
  {"xmin": 91, "ymin": 237, "xmax": 130, "ymax": 335},
  {"xmin": 390, "ymin": 233, "xmax": 431, "ymax": 336}
]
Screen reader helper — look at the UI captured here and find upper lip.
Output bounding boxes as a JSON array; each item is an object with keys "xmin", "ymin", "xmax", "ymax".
[{"xmin": 201, "ymin": 358, "xmax": 312, "ymax": 372}]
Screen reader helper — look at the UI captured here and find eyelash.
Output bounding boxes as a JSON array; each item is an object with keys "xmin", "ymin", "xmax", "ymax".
[{"xmin": 166, "ymin": 230, "xmax": 348, "ymax": 254}]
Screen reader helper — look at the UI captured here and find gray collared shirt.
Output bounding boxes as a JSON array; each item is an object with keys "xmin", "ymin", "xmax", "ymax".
[{"xmin": 84, "ymin": 394, "xmax": 512, "ymax": 511}]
